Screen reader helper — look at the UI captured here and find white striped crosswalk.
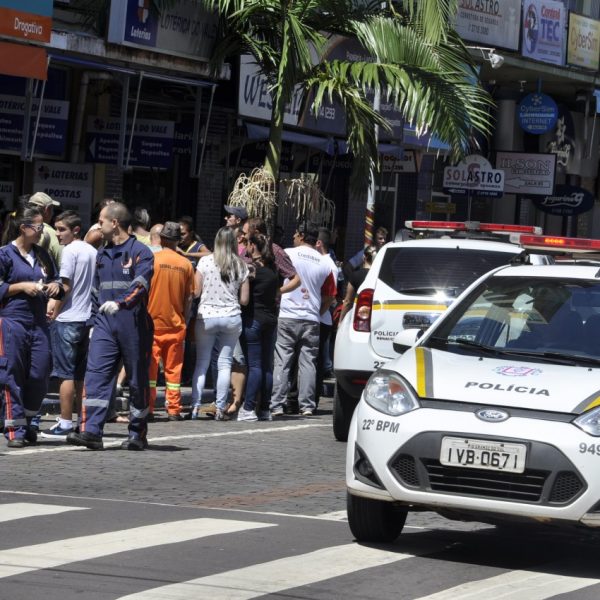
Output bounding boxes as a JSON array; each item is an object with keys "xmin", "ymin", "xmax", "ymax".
[{"xmin": 0, "ymin": 500, "xmax": 598, "ymax": 600}]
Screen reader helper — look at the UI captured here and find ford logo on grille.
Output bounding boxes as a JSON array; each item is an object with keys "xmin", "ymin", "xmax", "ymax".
[{"xmin": 475, "ymin": 408, "xmax": 510, "ymax": 422}]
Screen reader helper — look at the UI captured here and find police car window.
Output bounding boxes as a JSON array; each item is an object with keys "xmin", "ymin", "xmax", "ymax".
[
  {"xmin": 378, "ymin": 248, "xmax": 517, "ymax": 296},
  {"xmin": 432, "ymin": 278, "xmax": 600, "ymax": 358}
]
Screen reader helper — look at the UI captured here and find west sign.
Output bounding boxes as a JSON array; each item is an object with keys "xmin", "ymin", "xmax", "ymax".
[{"xmin": 443, "ymin": 155, "xmax": 504, "ymax": 198}]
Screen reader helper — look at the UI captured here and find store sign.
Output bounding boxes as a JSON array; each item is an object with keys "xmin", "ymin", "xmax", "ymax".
[
  {"xmin": 568, "ymin": 13, "xmax": 600, "ymax": 70},
  {"xmin": 455, "ymin": 0, "xmax": 521, "ymax": 50},
  {"xmin": 522, "ymin": 0, "xmax": 566, "ymax": 66},
  {"xmin": 532, "ymin": 184, "xmax": 595, "ymax": 216},
  {"xmin": 380, "ymin": 151, "xmax": 416, "ymax": 173},
  {"xmin": 0, "ymin": 180, "xmax": 14, "ymax": 210},
  {"xmin": 0, "ymin": 0, "xmax": 53, "ymax": 44},
  {"xmin": 33, "ymin": 161, "xmax": 94, "ymax": 227},
  {"xmin": 443, "ymin": 155, "xmax": 504, "ymax": 198},
  {"xmin": 0, "ymin": 94, "xmax": 69, "ymax": 157},
  {"xmin": 107, "ymin": 0, "xmax": 217, "ymax": 62},
  {"xmin": 518, "ymin": 92, "xmax": 558, "ymax": 134},
  {"xmin": 496, "ymin": 151, "xmax": 556, "ymax": 196},
  {"xmin": 85, "ymin": 116, "xmax": 175, "ymax": 169}
]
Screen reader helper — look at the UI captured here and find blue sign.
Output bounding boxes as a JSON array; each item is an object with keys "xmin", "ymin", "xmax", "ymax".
[
  {"xmin": 518, "ymin": 93, "xmax": 558, "ymax": 134},
  {"xmin": 532, "ymin": 184, "xmax": 595, "ymax": 216},
  {"xmin": 85, "ymin": 116, "xmax": 174, "ymax": 168},
  {"xmin": 0, "ymin": 94, "xmax": 69, "ymax": 157},
  {"xmin": 522, "ymin": 0, "xmax": 566, "ymax": 66}
]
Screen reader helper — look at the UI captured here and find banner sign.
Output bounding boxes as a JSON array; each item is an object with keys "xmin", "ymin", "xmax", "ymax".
[
  {"xmin": 522, "ymin": 1, "xmax": 566, "ymax": 66},
  {"xmin": 531, "ymin": 184, "xmax": 595, "ymax": 216},
  {"xmin": 0, "ymin": 94, "xmax": 69, "ymax": 157},
  {"xmin": 380, "ymin": 151, "xmax": 417, "ymax": 174},
  {"xmin": 518, "ymin": 92, "xmax": 558, "ymax": 134},
  {"xmin": 85, "ymin": 116, "xmax": 175, "ymax": 169},
  {"xmin": 455, "ymin": 0, "xmax": 521, "ymax": 50},
  {"xmin": 443, "ymin": 155, "xmax": 505, "ymax": 198},
  {"xmin": 567, "ymin": 13, "xmax": 600, "ymax": 70},
  {"xmin": 33, "ymin": 161, "xmax": 94, "ymax": 227},
  {"xmin": 0, "ymin": 0, "xmax": 53, "ymax": 44},
  {"xmin": 496, "ymin": 151, "xmax": 556, "ymax": 196},
  {"xmin": 107, "ymin": 0, "xmax": 217, "ymax": 62}
]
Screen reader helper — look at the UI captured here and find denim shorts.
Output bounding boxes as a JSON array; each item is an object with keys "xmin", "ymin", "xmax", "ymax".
[{"xmin": 50, "ymin": 321, "xmax": 90, "ymax": 380}]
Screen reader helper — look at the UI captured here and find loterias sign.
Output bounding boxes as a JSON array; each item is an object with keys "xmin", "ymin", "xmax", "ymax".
[{"xmin": 532, "ymin": 184, "xmax": 595, "ymax": 216}]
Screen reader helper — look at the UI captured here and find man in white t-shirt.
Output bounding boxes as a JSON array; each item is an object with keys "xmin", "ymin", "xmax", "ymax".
[
  {"xmin": 270, "ymin": 223, "xmax": 336, "ymax": 417},
  {"xmin": 41, "ymin": 211, "xmax": 97, "ymax": 439}
]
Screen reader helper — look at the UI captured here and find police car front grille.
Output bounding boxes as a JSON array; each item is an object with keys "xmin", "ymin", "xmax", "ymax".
[
  {"xmin": 549, "ymin": 471, "xmax": 584, "ymax": 504},
  {"xmin": 390, "ymin": 454, "xmax": 420, "ymax": 487},
  {"xmin": 423, "ymin": 459, "xmax": 548, "ymax": 502}
]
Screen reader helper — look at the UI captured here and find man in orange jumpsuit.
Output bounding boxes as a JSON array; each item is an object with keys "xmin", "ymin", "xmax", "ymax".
[{"xmin": 148, "ymin": 222, "xmax": 195, "ymax": 420}]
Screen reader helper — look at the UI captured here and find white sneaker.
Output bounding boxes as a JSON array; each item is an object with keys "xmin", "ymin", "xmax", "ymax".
[{"xmin": 237, "ymin": 407, "xmax": 258, "ymax": 422}]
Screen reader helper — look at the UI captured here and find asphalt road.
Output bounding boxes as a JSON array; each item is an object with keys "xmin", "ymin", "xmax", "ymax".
[{"xmin": 2, "ymin": 394, "xmax": 600, "ymax": 599}]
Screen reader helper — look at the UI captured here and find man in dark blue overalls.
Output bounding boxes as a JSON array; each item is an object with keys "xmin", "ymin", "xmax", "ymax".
[{"xmin": 67, "ymin": 202, "xmax": 154, "ymax": 450}]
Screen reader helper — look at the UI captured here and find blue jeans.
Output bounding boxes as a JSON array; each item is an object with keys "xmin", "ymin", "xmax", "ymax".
[
  {"xmin": 50, "ymin": 321, "xmax": 90, "ymax": 381},
  {"xmin": 241, "ymin": 319, "xmax": 276, "ymax": 412},
  {"xmin": 193, "ymin": 315, "xmax": 242, "ymax": 410}
]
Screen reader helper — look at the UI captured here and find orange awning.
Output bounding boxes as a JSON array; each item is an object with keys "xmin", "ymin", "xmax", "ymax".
[{"xmin": 0, "ymin": 41, "xmax": 47, "ymax": 80}]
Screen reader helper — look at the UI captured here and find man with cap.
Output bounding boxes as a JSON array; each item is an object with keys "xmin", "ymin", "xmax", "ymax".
[
  {"xmin": 28, "ymin": 192, "xmax": 62, "ymax": 267},
  {"xmin": 224, "ymin": 204, "xmax": 248, "ymax": 230},
  {"xmin": 147, "ymin": 221, "xmax": 195, "ymax": 420}
]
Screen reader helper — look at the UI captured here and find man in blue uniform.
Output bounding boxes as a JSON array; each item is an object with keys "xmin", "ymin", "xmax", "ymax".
[{"xmin": 67, "ymin": 202, "xmax": 154, "ymax": 450}]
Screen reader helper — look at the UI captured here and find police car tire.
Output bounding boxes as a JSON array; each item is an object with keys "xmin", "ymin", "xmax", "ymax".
[
  {"xmin": 333, "ymin": 383, "xmax": 356, "ymax": 442},
  {"xmin": 346, "ymin": 492, "xmax": 407, "ymax": 543}
]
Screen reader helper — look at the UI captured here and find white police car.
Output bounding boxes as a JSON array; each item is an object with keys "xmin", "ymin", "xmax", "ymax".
[
  {"xmin": 346, "ymin": 233, "xmax": 600, "ymax": 542},
  {"xmin": 333, "ymin": 221, "xmax": 550, "ymax": 441}
]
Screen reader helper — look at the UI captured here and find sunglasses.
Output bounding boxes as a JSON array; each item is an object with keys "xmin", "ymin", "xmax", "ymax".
[{"xmin": 25, "ymin": 223, "xmax": 44, "ymax": 232}]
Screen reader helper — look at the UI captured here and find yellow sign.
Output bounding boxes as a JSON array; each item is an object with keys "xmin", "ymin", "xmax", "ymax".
[
  {"xmin": 426, "ymin": 202, "xmax": 456, "ymax": 214},
  {"xmin": 568, "ymin": 13, "xmax": 600, "ymax": 70}
]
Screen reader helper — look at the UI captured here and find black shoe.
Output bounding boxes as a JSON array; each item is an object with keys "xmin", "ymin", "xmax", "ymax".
[
  {"xmin": 66, "ymin": 430, "xmax": 104, "ymax": 450},
  {"xmin": 146, "ymin": 413, "xmax": 155, "ymax": 423},
  {"xmin": 167, "ymin": 413, "xmax": 183, "ymax": 421},
  {"xmin": 6, "ymin": 438, "xmax": 34, "ymax": 448},
  {"xmin": 120, "ymin": 435, "xmax": 148, "ymax": 451},
  {"xmin": 25, "ymin": 426, "xmax": 38, "ymax": 444}
]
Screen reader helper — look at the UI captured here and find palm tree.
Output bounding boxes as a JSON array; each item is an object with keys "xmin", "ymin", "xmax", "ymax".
[{"xmin": 204, "ymin": 0, "xmax": 493, "ymax": 185}]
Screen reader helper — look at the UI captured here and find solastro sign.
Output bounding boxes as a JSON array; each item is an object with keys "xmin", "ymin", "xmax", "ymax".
[
  {"xmin": 443, "ymin": 155, "xmax": 504, "ymax": 198},
  {"xmin": 496, "ymin": 151, "xmax": 556, "ymax": 196},
  {"xmin": 0, "ymin": 0, "xmax": 53, "ymax": 44},
  {"xmin": 107, "ymin": 0, "xmax": 217, "ymax": 62},
  {"xmin": 532, "ymin": 184, "xmax": 595, "ymax": 216},
  {"xmin": 518, "ymin": 92, "xmax": 558, "ymax": 134}
]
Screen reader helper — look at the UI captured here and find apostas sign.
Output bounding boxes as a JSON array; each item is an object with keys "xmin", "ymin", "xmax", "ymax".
[
  {"xmin": 443, "ymin": 155, "xmax": 504, "ymax": 198},
  {"xmin": 532, "ymin": 184, "xmax": 595, "ymax": 216},
  {"xmin": 496, "ymin": 151, "xmax": 556, "ymax": 196}
]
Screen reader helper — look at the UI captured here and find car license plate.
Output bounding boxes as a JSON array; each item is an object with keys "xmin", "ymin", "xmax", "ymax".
[{"xmin": 440, "ymin": 437, "xmax": 527, "ymax": 473}]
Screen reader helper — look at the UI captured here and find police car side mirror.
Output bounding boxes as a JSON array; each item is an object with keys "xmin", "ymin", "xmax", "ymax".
[{"xmin": 393, "ymin": 329, "xmax": 423, "ymax": 354}]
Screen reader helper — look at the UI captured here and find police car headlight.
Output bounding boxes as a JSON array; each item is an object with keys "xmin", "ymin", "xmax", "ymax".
[
  {"xmin": 364, "ymin": 370, "xmax": 420, "ymax": 416},
  {"xmin": 574, "ymin": 407, "xmax": 600, "ymax": 437}
]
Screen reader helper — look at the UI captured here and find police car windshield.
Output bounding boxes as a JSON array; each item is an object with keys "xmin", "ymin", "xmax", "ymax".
[
  {"xmin": 428, "ymin": 277, "xmax": 600, "ymax": 362},
  {"xmin": 378, "ymin": 248, "xmax": 519, "ymax": 295}
]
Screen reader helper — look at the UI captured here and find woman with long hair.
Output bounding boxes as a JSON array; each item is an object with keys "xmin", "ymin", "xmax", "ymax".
[
  {"xmin": 0, "ymin": 202, "xmax": 63, "ymax": 446},
  {"xmin": 191, "ymin": 227, "xmax": 249, "ymax": 420},
  {"xmin": 236, "ymin": 233, "xmax": 279, "ymax": 421}
]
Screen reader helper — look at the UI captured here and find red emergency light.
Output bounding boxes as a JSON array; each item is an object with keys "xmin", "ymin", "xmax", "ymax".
[
  {"xmin": 519, "ymin": 234, "xmax": 600, "ymax": 253},
  {"xmin": 405, "ymin": 221, "xmax": 542, "ymax": 235}
]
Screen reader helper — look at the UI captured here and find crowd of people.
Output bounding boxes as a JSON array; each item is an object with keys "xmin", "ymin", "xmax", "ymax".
[{"xmin": 0, "ymin": 193, "xmax": 388, "ymax": 450}]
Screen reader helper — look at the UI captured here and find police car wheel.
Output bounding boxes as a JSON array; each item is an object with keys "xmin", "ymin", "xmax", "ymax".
[{"xmin": 346, "ymin": 492, "xmax": 407, "ymax": 543}]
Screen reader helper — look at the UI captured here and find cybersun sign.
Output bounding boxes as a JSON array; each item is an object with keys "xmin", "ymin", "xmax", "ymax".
[
  {"xmin": 443, "ymin": 154, "xmax": 504, "ymax": 198},
  {"xmin": 518, "ymin": 93, "xmax": 558, "ymax": 134},
  {"xmin": 532, "ymin": 184, "xmax": 595, "ymax": 216}
]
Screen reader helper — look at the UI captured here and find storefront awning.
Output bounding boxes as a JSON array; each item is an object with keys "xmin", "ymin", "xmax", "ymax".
[
  {"xmin": 245, "ymin": 122, "xmax": 449, "ymax": 156},
  {"xmin": 0, "ymin": 41, "xmax": 47, "ymax": 80}
]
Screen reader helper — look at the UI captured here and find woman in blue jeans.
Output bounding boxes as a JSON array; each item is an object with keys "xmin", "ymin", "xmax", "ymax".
[
  {"xmin": 238, "ymin": 233, "xmax": 296, "ymax": 422},
  {"xmin": 191, "ymin": 227, "xmax": 249, "ymax": 420}
]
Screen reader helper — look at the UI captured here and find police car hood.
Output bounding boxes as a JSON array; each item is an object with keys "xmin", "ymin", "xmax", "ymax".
[{"xmin": 400, "ymin": 347, "xmax": 600, "ymax": 414}]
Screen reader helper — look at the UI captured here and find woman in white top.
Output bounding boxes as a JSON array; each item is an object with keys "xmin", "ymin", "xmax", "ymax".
[{"xmin": 191, "ymin": 227, "xmax": 249, "ymax": 420}]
